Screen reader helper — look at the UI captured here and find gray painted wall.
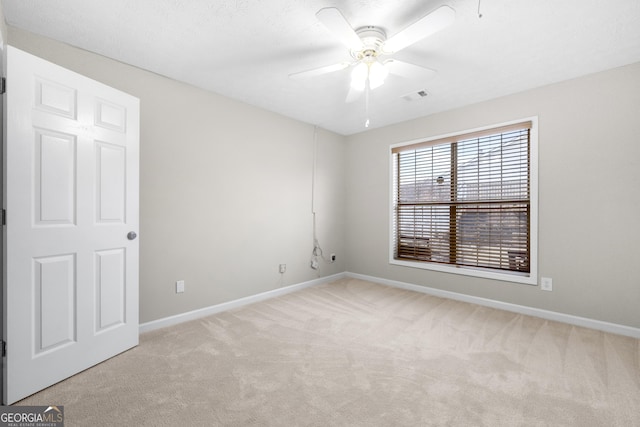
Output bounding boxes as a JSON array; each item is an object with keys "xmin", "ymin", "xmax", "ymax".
[
  {"xmin": 7, "ymin": 27, "xmax": 346, "ymax": 324},
  {"xmin": 6, "ymin": 25, "xmax": 640, "ymax": 330},
  {"xmin": 345, "ymin": 62, "xmax": 640, "ymax": 329}
]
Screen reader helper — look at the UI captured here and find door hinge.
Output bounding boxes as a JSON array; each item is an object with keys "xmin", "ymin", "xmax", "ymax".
[
  {"xmin": 0, "ymin": 77, "xmax": 5, "ymax": 95},
  {"xmin": 2, "ymin": 209, "xmax": 5, "ymax": 226},
  {"xmin": 2, "ymin": 341, "xmax": 6, "ymax": 357}
]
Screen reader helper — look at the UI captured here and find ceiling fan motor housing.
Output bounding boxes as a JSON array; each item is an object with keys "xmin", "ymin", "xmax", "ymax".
[{"xmin": 352, "ymin": 26, "xmax": 387, "ymax": 61}]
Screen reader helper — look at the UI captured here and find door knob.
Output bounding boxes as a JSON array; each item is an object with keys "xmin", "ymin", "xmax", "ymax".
[{"xmin": 127, "ymin": 231, "xmax": 137, "ymax": 240}]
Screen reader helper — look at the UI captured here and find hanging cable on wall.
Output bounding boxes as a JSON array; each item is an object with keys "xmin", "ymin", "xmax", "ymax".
[
  {"xmin": 310, "ymin": 126, "xmax": 331, "ymax": 270},
  {"xmin": 310, "ymin": 126, "xmax": 320, "ymax": 269}
]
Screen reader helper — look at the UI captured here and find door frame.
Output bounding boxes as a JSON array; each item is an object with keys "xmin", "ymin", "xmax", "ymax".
[{"xmin": 1, "ymin": 38, "xmax": 6, "ymax": 407}]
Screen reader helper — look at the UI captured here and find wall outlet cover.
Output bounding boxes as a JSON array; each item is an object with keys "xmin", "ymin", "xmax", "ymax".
[{"xmin": 176, "ymin": 280, "xmax": 185, "ymax": 293}]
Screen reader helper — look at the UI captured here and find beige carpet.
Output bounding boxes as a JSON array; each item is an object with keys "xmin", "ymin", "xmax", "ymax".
[{"xmin": 16, "ymin": 278, "xmax": 640, "ymax": 426}]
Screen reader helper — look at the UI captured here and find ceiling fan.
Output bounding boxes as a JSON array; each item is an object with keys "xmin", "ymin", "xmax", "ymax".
[{"xmin": 290, "ymin": 5, "xmax": 455, "ymax": 103}]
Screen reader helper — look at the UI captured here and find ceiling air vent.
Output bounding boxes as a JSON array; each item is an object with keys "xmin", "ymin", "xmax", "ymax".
[{"xmin": 402, "ymin": 90, "xmax": 428, "ymax": 101}]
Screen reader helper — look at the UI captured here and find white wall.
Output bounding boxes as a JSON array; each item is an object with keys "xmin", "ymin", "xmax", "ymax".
[
  {"xmin": 345, "ymin": 62, "xmax": 640, "ymax": 329},
  {"xmin": 7, "ymin": 27, "xmax": 346, "ymax": 323}
]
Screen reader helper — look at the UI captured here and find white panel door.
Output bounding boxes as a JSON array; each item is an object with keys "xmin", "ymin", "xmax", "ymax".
[{"xmin": 3, "ymin": 47, "xmax": 140, "ymax": 404}]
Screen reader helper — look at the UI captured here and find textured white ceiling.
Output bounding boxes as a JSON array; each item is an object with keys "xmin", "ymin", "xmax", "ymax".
[{"xmin": 3, "ymin": 0, "xmax": 640, "ymax": 135}]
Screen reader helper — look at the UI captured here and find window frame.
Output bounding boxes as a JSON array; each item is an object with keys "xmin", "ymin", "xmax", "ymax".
[{"xmin": 389, "ymin": 117, "xmax": 538, "ymax": 285}]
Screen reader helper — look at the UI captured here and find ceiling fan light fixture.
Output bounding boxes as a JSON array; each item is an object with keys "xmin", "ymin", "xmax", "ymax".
[
  {"xmin": 368, "ymin": 61, "xmax": 389, "ymax": 89},
  {"xmin": 350, "ymin": 60, "xmax": 388, "ymax": 91},
  {"xmin": 350, "ymin": 62, "xmax": 368, "ymax": 90}
]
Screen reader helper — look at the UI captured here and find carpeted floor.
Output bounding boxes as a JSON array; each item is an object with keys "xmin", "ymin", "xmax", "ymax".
[{"xmin": 16, "ymin": 278, "xmax": 640, "ymax": 426}]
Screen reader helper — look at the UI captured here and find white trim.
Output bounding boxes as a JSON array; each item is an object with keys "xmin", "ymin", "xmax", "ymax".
[
  {"xmin": 139, "ymin": 272, "xmax": 346, "ymax": 333},
  {"xmin": 389, "ymin": 116, "xmax": 539, "ymax": 285},
  {"xmin": 347, "ymin": 272, "xmax": 640, "ymax": 339},
  {"xmin": 389, "ymin": 258, "xmax": 536, "ymax": 285}
]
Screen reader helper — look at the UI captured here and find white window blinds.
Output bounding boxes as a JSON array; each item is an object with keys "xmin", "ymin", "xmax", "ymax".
[{"xmin": 392, "ymin": 121, "xmax": 531, "ymax": 273}]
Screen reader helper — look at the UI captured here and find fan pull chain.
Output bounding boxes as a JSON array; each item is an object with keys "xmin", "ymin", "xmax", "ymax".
[
  {"xmin": 478, "ymin": 0, "xmax": 483, "ymax": 18},
  {"xmin": 365, "ymin": 81, "xmax": 371, "ymax": 128}
]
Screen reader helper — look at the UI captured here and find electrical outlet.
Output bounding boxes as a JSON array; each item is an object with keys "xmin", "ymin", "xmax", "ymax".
[
  {"xmin": 279, "ymin": 264, "xmax": 286, "ymax": 274},
  {"xmin": 176, "ymin": 280, "xmax": 185, "ymax": 293},
  {"xmin": 330, "ymin": 253, "xmax": 336, "ymax": 262},
  {"xmin": 310, "ymin": 258, "xmax": 319, "ymax": 270},
  {"xmin": 540, "ymin": 277, "xmax": 553, "ymax": 291}
]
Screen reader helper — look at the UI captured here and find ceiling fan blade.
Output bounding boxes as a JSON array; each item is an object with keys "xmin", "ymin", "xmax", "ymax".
[
  {"xmin": 384, "ymin": 59, "xmax": 437, "ymax": 80},
  {"xmin": 382, "ymin": 5, "xmax": 455, "ymax": 53},
  {"xmin": 289, "ymin": 62, "xmax": 351, "ymax": 79},
  {"xmin": 316, "ymin": 7, "xmax": 364, "ymax": 52}
]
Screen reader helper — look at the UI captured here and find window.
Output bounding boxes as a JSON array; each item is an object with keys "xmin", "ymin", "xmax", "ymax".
[{"xmin": 390, "ymin": 119, "xmax": 537, "ymax": 284}]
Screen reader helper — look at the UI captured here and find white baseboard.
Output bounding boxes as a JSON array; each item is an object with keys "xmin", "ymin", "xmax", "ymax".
[
  {"xmin": 139, "ymin": 272, "xmax": 346, "ymax": 333},
  {"xmin": 140, "ymin": 271, "xmax": 640, "ymax": 339},
  {"xmin": 346, "ymin": 272, "xmax": 640, "ymax": 339}
]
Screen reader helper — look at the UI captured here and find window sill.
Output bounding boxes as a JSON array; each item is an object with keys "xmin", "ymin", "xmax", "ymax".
[{"xmin": 389, "ymin": 257, "xmax": 537, "ymax": 285}]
